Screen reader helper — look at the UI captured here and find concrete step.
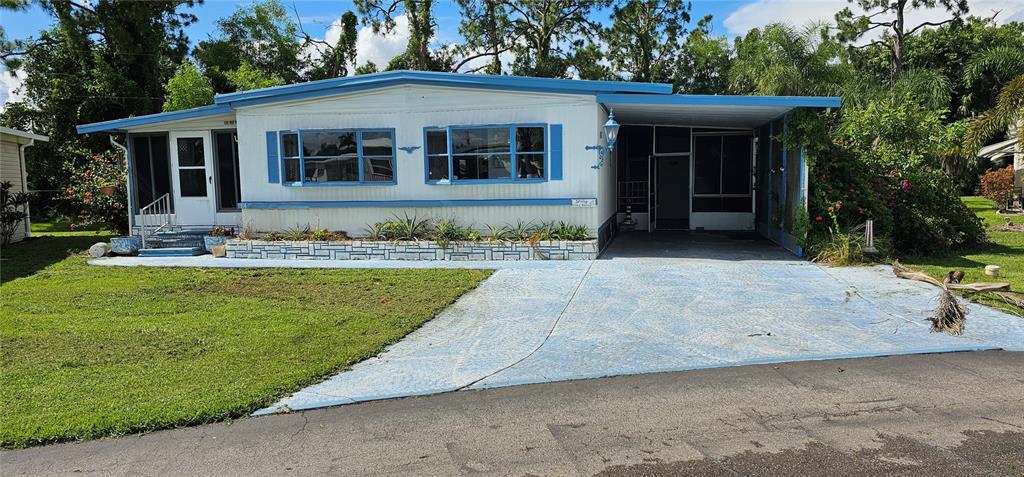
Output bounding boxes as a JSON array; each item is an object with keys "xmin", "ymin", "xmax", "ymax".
[{"xmin": 138, "ymin": 246, "xmax": 205, "ymax": 257}]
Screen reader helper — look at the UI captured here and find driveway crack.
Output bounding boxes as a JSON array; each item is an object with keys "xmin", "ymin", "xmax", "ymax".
[{"xmin": 456, "ymin": 261, "xmax": 595, "ymax": 390}]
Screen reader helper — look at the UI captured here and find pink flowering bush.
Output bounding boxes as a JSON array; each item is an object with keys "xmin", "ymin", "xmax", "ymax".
[{"xmin": 64, "ymin": 150, "xmax": 129, "ymax": 234}]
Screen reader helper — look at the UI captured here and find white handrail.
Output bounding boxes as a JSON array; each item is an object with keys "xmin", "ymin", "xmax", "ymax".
[{"xmin": 139, "ymin": 193, "xmax": 172, "ymax": 248}]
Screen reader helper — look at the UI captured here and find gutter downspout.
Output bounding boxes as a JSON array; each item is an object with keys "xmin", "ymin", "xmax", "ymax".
[{"xmin": 109, "ymin": 135, "xmax": 134, "ymax": 230}]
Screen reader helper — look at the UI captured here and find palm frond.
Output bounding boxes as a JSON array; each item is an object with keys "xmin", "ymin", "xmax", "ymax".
[{"xmin": 966, "ymin": 75, "xmax": 1024, "ymax": 153}]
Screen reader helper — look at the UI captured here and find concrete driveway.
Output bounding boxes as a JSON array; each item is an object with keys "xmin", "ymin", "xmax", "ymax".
[{"xmin": 258, "ymin": 233, "xmax": 1024, "ymax": 414}]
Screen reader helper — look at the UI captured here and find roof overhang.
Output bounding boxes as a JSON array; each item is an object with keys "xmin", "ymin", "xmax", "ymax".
[
  {"xmin": 979, "ymin": 137, "xmax": 1020, "ymax": 161},
  {"xmin": 76, "ymin": 104, "xmax": 234, "ymax": 134},
  {"xmin": 597, "ymin": 94, "xmax": 842, "ymax": 128},
  {"xmin": 0, "ymin": 127, "xmax": 48, "ymax": 144}
]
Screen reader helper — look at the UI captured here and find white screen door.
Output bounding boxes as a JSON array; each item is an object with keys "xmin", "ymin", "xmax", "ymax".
[{"xmin": 169, "ymin": 131, "xmax": 216, "ymax": 225}]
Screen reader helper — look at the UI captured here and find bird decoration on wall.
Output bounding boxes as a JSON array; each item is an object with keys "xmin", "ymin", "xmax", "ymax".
[{"xmin": 398, "ymin": 146, "xmax": 421, "ymax": 154}]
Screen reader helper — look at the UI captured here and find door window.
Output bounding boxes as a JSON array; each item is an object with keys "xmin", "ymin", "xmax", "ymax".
[{"xmin": 177, "ymin": 137, "xmax": 207, "ymax": 197}]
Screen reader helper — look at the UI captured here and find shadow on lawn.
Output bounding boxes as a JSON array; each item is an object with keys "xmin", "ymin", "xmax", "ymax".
[{"xmin": 0, "ymin": 234, "xmax": 112, "ymax": 284}]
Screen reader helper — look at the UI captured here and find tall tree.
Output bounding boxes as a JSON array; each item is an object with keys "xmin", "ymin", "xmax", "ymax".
[
  {"xmin": 504, "ymin": 0, "xmax": 611, "ymax": 78},
  {"xmin": 193, "ymin": 0, "xmax": 304, "ymax": 93},
  {"xmin": 355, "ymin": 0, "xmax": 441, "ymax": 71},
  {"xmin": 835, "ymin": 0, "xmax": 969, "ymax": 83},
  {"xmin": 603, "ymin": 0, "xmax": 690, "ymax": 83},
  {"xmin": 1, "ymin": 0, "xmax": 194, "ymax": 202},
  {"xmin": 163, "ymin": 60, "xmax": 214, "ymax": 111},
  {"xmin": 674, "ymin": 15, "xmax": 731, "ymax": 94},
  {"xmin": 301, "ymin": 11, "xmax": 359, "ymax": 80},
  {"xmin": 455, "ymin": 0, "xmax": 514, "ymax": 74},
  {"xmin": 730, "ymin": 22, "xmax": 846, "ymax": 96}
]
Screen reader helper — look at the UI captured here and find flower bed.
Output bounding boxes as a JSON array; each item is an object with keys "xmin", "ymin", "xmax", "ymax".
[{"xmin": 224, "ymin": 238, "xmax": 599, "ymax": 261}]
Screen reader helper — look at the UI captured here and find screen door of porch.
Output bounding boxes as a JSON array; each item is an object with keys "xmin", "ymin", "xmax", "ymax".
[{"xmin": 170, "ymin": 131, "xmax": 216, "ymax": 225}]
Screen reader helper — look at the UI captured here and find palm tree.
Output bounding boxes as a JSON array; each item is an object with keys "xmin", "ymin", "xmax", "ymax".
[
  {"xmin": 966, "ymin": 74, "xmax": 1024, "ymax": 154},
  {"xmin": 729, "ymin": 22, "xmax": 847, "ymax": 97}
]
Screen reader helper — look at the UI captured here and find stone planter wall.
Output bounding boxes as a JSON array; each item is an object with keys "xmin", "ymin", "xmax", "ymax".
[{"xmin": 224, "ymin": 239, "xmax": 599, "ymax": 261}]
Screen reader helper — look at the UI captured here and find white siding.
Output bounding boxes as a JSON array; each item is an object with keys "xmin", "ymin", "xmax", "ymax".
[
  {"xmin": 595, "ymin": 106, "xmax": 617, "ymax": 228},
  {"xmin": 0, "ymin": 139, "xmax": 29, "ymax": 243},
  {"xmin": 234, "ymin": 84, "xmax": 603, "ymax": 234}
]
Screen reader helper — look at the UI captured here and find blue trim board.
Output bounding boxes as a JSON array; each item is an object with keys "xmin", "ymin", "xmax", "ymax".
[
  {"xmin": 238, "ymin": 198, "xmax": 594, "ymax": 209},
  {"xmin": 549, "ymin": 124, "xmax": 563, "ymax": 180},
  {"xmin": 597, "ymin": 93, "xmax": 841, "ymax": 108},
  {"xmin": 215, "ymin": 70, "xmax": 672, "ymax": 106},
  {"xmin": 77, "ymin": 104, "xmax": 233, "ymax": 134}
]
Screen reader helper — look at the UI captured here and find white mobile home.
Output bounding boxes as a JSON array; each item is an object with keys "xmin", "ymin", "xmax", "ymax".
[{"xmin": 77, "ymin": 71, "xmax": 839, "ymax": 255}]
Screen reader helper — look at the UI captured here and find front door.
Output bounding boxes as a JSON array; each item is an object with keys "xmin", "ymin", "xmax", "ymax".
[
  {"xmin": 656, "ymin": 155, "xmax": 690, "ymax": 230},
  {"xmin": 169, "ymin": 131, "xmax": 216, "ymax": 225}
]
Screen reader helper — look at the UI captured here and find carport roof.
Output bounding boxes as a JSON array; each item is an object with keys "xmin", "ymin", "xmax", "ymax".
[{"xmin": 597, "ymin": 93, "xmax": 841, "ymax": 128}]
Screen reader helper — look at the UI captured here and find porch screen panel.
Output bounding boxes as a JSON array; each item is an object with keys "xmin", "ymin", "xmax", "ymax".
[
  {"xmin": 217, "ymin": 131, "xmax": 241, "ymax": 210},
  {"xmin": 756, "ymin": 126, "xmax": 770, "ymax": 230},
  {"xmin": 130, "ymin": 134, "xmax": 172, "ymax": 213},
  {"xmin": 132, "ymin": 136, "xmax": 155, "ymax": 209},
  {"xmin": 721, "ymin": 135, "xmax": 752, "ymax": 212},
  {"xmin": 770, "ymin": 120, "xmax": 784, "ymax": 228},
  {"xmin": 784, "ymin": 145, "xmax": 801, "ymax": 233}
]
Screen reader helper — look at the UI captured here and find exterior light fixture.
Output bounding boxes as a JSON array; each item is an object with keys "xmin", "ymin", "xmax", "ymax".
[{"xmin": 588, "ymin": 109, "xmax": 620, "ymax": 169}]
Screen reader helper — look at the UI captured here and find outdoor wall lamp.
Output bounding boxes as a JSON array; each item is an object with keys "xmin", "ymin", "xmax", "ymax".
[{"xmin": 588, "ymin": 109, "xmax": 620, "ymax": 169}]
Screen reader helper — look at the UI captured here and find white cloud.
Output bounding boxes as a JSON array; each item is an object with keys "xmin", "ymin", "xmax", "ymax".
[
  {"xmin": 724, "ymin": 0, "xmax": 1024, "ymax": 38},
  {"xmin": 300, "ymin": 13, "xmax": 412, "ymax": 74},
  {"xmin": 353, "ymin": 14, "xmax": 411, "ymax": 71},
  {"xmin": 0, "ymin": 67, "xmax": 26, "ymax": 107}
]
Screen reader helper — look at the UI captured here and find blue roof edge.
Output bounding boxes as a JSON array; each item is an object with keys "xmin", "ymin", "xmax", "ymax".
[
  {"xmin": 597, "ymin": 93, "xmax": 842, "ymax": 108},
  {"xmin": 76, "ymin": 104, "xmax": 234, "ymax": 134},
  {"xmin": 213, "ymin": 70, "xmax": 673, "ymax": 107}
]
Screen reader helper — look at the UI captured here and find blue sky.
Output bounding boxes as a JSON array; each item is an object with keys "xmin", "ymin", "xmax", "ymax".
[{"xmin": 3, "ymin": 0, "xmax": 1023, "ymax": 105}]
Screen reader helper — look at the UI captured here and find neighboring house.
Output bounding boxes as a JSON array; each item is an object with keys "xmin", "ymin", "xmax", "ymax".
[
  {"xmin": 76, "ymin": 70, "xmax": 839, "ymax": 255},
  {"xmin": 979, "ymin": 121, "xmax": 1022, "ymax": 194},
  {"xmin": 0, "ymin": 127, "xmax": 48, "ymax": 244}
]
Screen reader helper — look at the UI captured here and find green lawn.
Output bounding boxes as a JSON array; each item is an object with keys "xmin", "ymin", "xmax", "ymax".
[
  {"xmin": 0, "ymin": 231, "xmax": 490, "ymax": 448},
  {"xmin": 901, "ymin": 196, "xmax": 1024, "ymax": 316}
]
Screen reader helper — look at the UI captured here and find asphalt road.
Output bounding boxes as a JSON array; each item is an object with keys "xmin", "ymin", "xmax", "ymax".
[{"xmin": 3, "ymin": 351, "xmax": 1023, "ymax": 476}]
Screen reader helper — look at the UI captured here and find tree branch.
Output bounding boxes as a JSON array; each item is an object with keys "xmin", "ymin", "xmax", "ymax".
[
  {"xmin": 906, "ymin": 18, "xmax": 957, "ymax": 36},
  {"xmin": 452, "ymin": 44, "xmax": 515, "ymax": 72}
]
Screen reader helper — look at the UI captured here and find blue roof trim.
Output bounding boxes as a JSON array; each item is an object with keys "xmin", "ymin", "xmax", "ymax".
[
  {"xmin": 214, "ymin": 70, "xmax": 672, "ymax": 107},
  {"xmin": 239, "ymin": 198, "xmax": 591, "ymax": 209},
  {"xmin": 596, "ymin": 93, "xmax": 841, "ymax": 108},
  {"xmin": 76, "ymin": 104, "xmax": 234, "ymax": 134}
]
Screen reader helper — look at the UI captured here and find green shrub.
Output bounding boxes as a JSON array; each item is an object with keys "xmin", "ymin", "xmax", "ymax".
[
  {"xmin": 801, "ymin": 98, "xmax": 985, "ymax": 256},
  {"xmin": 980, "ymin": 165, "xmax": 1015, "ymax": 210}
]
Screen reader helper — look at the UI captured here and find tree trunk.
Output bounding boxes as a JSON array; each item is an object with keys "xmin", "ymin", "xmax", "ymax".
[{"xmin": 891, "ymin": 0, "xmax": 906, "ymax": 83}]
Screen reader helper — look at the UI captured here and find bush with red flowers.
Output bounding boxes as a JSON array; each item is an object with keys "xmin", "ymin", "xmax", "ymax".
[
  {"xmin": 63, "ymin": 150, "xmax": 129, "ymax": 234},
  {"xmin": 789, "ymin": 97, "xmax": 984, "ymax": 257}
]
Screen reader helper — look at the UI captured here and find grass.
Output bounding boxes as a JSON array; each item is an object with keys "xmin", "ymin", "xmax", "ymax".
[
  {"xmin": 901, "ymin": 196, "xmax": 1024, "ymax": 316},
  {"xmin": 0, "ymin": 229, "xmax": 491, "ymax": 448}
]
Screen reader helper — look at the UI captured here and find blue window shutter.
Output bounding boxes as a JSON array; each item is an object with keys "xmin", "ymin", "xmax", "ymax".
[
  {"xmin": 550, "ymin": 124, "xmax": 563, "ymax": 180},
  {"xmin": 266, "ymin": 131, "xmax": 280, "ymax": 183}
]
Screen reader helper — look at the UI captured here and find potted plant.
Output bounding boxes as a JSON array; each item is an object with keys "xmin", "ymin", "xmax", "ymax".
[{"xmin": 204, "ymin": 226, "xmax": 235, "ymax": 252}]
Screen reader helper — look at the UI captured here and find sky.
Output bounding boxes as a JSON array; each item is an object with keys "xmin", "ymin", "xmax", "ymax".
[{"xmin": 2, "ymin": 0, "xmax": 1023, "ymax": 105}]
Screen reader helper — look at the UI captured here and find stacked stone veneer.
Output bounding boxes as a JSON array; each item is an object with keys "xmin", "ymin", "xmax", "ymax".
[{"xmin": 224, "ymin": 239, "xmax": 599, "ymax": 261}]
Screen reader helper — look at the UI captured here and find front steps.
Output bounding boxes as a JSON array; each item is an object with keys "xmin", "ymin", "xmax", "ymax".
[
  {"xmin": 139, "ymin": 246, "xmax": 205, "ymax": 257},
  {"xmin": 138, "ymin": 231, "xmax": 207, "ymax": 257}
]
